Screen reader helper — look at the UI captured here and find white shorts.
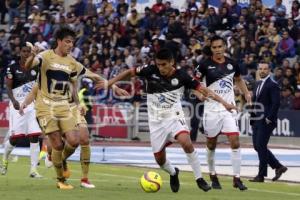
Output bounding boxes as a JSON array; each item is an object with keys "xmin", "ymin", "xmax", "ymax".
[
  {"xmin": 149, "ymin": 117, "xmax": 190, "ymax": 154},
  {"xmin": 203, "ymin": 110, "xmax": 239, "ymax": 138},
  {"xmin": 9, "ymin": 104, "xmax": 42, "ymax": 138}
]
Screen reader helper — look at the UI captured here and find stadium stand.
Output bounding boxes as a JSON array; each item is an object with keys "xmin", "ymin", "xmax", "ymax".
[{"xmin": 0, "ymin": 0, "xmax": 299, "ymax": 140}]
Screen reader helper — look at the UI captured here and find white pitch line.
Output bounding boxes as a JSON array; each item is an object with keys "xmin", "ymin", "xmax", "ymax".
[
  {"xmin": 72, "ymin": 169, "xmax": 300, "ymax": 197},
  {"xmin": 3, "ymin": 162, "xmax": 300, "ymax": 197},
  {"xmin": 249, "ymin": 188, "xmax": 300, "ymax": 197}
]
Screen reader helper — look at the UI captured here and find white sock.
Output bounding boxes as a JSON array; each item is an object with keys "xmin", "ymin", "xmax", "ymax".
[
  {"xmin": 231, "ymin": 148, "xmax": 241, "ymax": 177},
  {"xmin": 3, "ymin": 140, "xmax": 15, "ymax": 161},
  {"xmin": 30, "ymin": 142, "xmax": 40, "ymax": 171},
  {"xmin": 186, "ymin": 150, "xmax": 202, "ymax": 180},
  {"xmin": 160, "ymin": 159, "xmax": 176, "ymax": 176},
  {"xmin": 206, "ymin": 148, "xmax": 216, "ymax": 175}
]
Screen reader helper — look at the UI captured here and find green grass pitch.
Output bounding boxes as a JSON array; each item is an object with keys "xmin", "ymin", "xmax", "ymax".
[{"xmin": 0, "ymin": 157, "xmax": 299, "ymax": 200}]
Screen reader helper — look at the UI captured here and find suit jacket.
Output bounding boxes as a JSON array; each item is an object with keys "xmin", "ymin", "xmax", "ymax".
[{"xmin": 251, "ymin": 77, "xmax": 280, "ymax": 124}]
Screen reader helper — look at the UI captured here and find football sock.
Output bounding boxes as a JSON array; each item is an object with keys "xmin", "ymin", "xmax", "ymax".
[
  {"xmin": 3, "ymin": 140, "xmax": 15, "ymax": 161},
  {"xmin": 80, "ymin": 145, "xmax": 90, "ymax": 178},
  {"xmin": 186, "ymin": 150, "xmax": 202, "ymax": 180},
  {"xmin": 62, "ymin": 142, "xmax": 76, "ymax": 161},
  {"xmin": 30, "ymin": 142, "xmax": 40, "ymax": 171},
  {"xmin": 231, "ymin": 148, "xmax": 241, "ymax": 177},
  {"xmin": 160, "ymin": 159, "xmax": 176, "ymax": 176},
  {"xmin": 207, "ymin": 148, "xmax": 216, "ymax": 175},
  {"xmin": 52, "ymin": 148, "xmax": 63, "ymax": 180}
]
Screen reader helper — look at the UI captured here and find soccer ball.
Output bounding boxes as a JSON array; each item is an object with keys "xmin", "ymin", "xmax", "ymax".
[{"xmin": 140, "ymin": 171, "xmax": 162, "ymax": 192}]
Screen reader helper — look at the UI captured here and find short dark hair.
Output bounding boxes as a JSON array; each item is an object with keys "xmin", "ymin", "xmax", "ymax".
[
  {"xmin": 54, "ymin": 26, "xmax": 76, "ymax": 41},
  {"xmin": 258, "ymin": 62, "xmax": 270, "ymax": 68},
  {"xmin": 155, "ymin": 48, "xmax": 174, "ymax": 60},
  {"xmin": 20, "ymin": 42, "xmax": 28, "ymax": 49},
  {"xmin": 210, "ymin": 35, "xmax": 226, "ymax": 45}
]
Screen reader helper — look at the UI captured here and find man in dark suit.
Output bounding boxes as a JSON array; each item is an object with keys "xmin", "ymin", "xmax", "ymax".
[{"xmin": 249, "ymin": 62, "xmax": 287, "ymax": 182}]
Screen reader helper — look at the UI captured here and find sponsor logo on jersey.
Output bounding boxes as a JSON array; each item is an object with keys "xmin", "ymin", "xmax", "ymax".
[
  {"xmin": 227, "ymin": 64, "xmax": 233, "ymax": 70},
  {"xmin": 214, "ymin": 89, "xmax": 231, "ymax": 94},
  {"xmin": 22, "ymin": 84, "xmax": 32, "ymax": 93},
  {"xmin": 7, "ymin": 74, "xmax": 13, "ymax": 79},
  {"xmin": 16, "ymin": 70, "xmax": 23, "ymax": 74},
  {"xmin": 208, "ymin": 65, "xmax": 216, "ymax": 69},
  {"xmin": 216, "ymin": 79, "xmax": 232, "ymax": 94},
  {"xmin": 51, "ymin": 63, "xmax": 71, "ymax": 72},
  {"xmin": 219, "ymin": 80, "xmax": 232, "ymax": 89},
  {"xmin": 171, "ymin": 78, "xmax": 179, "ymax": 86},
  {"xmin": 158, "ymin": 95, "xmax": 165, "ymax": 103}
]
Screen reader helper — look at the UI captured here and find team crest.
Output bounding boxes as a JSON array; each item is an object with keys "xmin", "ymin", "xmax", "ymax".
[
  {"xmin": 31, "ymin": 70, "xmax": 37, "ymax": 76},
  {"xmin": 136, "ymin": 66, "xmax": 142, "ymax": 73},
  {"xmin": 136, "ymin": 64, "xmax": 148, "ymax": 73},
  {"xmin": 227, "ymin": 64, "xmax": 233, "ymax": 70},
  {"xmin": 171, "ymin": 78, "xmax": 179, "ymax": 86},
  {"xmin": 7, "ymin": 74, "xmax": 13, "ymax": 79}
]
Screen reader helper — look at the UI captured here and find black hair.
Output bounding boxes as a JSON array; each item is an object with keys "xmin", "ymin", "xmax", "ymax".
[
  {"xmin": 54, "ymin": 26, "xmax": 76, "ymax": 41},
  {"xmin": 202, "ymin": 45, "xmax": 212, "ymax": 56},
  {"xmin": 20, "ymin": 42, "xmax": 28, "ymax": 48},
  {"xmin": 155, "ymin": 48, "xmax": 174, "ymax": 60},
  {"xmin": 258, "ymin": 61, "xmax": 271, "ymax": 68},
  {"xmin": 210, "ymin": 35, "xmax": 227, "ymax": 46}
]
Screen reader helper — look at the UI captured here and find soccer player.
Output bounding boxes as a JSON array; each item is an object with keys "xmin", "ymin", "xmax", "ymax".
[
  {"xmin": 1, "ymin": 45, "xmax": 42, "ymax": 178},
  {"xmin": 21, "ymin": 65, "xmax": 128, "ymax": 189},
  {"xmin": 96, "ymin": 48, "xmax": 237, "ymax": 193},
  {"xmin": 194, "ymin": 35, "xmax": 251, "ymax": 190},
  {"xmin": 20, "ymin": 82, "xmax": 96, "ymax": 188},
  {"xmin": 23, "ymin": 27, "xmax": 103, "ymax": 189}
]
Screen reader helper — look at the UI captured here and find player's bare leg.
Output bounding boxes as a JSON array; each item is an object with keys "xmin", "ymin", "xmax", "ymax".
[
  {"xmin": 206, "ymin": 137, "xmax": 222, "ymax": 189},
  {"xmin": 1, "ymin": 136, "xmax": 18, "ymax": 175},
  {"xmin": 79, "ymin": 125, "xmax": 95, "ymax": 188},
  {"xmin": 177, "ymin": 133, "xmax": 211, "ymax": 192},
  {"xmin": 154, "ymin": 148, "xmax": 179, "ymax": 193},
  {"xmin": 43, "ymin": 137, "xmax": 53, "ymax": 168},
  {"xmin": 48, "ymin": 131, "xmax": 73, "ymax": 189},
  {"xmin": 228, "ymin": 135, "xmax": 247, "ymax": 191}
]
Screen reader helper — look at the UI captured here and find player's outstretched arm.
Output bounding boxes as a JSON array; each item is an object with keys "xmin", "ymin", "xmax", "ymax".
[
  {"xmin": 83, "ymin": 68, "xmax": 129, "ymax": 96},
  {"xmin": 196, "ymin": 87, "xmax": 238, "ymax": 112},
  {"xmin": 94, "ymin": 68, "xmax": 134, "ymax": 90},
  {"xmin": 107, "ymin": 69, "xmax": 134, "ymax": 88},
  {"xmin": 19, "ymin": 83, "xmax": 38, "ymax": 115},
  {"xmin": 84, "ymin": 68, "xmax": 106, "ymax": 82}
]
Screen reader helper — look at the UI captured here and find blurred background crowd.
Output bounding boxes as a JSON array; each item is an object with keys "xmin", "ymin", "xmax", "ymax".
[{"xmin": 0, "ymin": 0, "xmax": 299, "ymax": 110}]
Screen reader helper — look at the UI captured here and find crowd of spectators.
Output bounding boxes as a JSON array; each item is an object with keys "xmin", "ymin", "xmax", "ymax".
[{"xmin": 0, "ymin": 0, "xmax": 300, "ymax": 110}]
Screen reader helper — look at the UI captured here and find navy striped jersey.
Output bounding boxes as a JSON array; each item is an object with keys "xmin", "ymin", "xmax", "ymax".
[
  {"xmin": 135, "ymin": 64, "xmax": 201, "ymax": 121},
  {"xmin": 195, "ymin": 57, "xmax": 240, "ymax": 111}
]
